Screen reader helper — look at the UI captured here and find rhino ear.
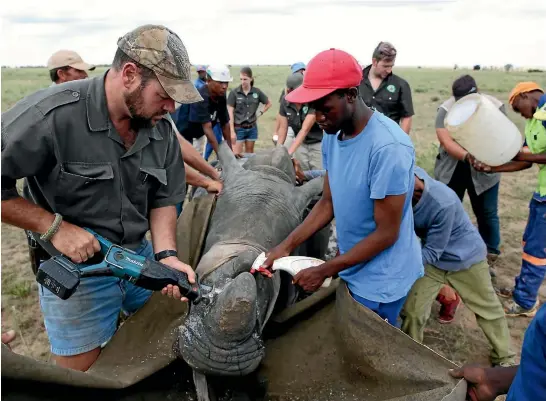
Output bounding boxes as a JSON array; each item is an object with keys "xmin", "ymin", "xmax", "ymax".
[
  {"xmin": 271, "ymin": 147, "xmax": 296, "ymax": 184},
  {"xmin": 293, "ymin": 176, "xmax": 324, "ymax": 211},
  {"xmin": 218, "ymin": 141, "xmax": 243, "ymax": 178}
]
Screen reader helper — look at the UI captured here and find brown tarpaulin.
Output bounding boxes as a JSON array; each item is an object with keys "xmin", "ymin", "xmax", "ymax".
[{"xmin": 1, "ymin": 195, "xmax": 466, "ymax": 400}]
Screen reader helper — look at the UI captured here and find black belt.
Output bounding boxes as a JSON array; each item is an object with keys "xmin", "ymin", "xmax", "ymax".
[{"xmin": 235, "ymin": 122, "xmax": 256, "ymax": 129}]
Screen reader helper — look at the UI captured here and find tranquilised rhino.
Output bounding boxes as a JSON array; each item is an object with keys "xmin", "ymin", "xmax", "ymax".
[{"xmin": 176, "ymin": 141, "xmax": 328, "ymax": 378}]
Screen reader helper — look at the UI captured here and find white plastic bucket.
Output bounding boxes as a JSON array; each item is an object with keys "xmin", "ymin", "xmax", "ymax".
[{"xmin": 444, "ymin": 93, "xmax": 523, "ymax": 166}]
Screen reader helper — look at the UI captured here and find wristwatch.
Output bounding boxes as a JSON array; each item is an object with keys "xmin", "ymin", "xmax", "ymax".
[{"xmin": 154, "ymin": 249, "xmax": 178, "ymax": 261}]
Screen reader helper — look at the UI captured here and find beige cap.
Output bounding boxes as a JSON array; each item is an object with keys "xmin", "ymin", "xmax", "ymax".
[{"xmin": 47, "ymin": 50, "xmax": 96, "ymax": 71}]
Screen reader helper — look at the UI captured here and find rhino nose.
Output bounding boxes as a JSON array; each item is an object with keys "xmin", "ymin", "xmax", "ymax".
[{"xmin": 205, "ymin": 272, "xmax": 257, "ymax": 342}]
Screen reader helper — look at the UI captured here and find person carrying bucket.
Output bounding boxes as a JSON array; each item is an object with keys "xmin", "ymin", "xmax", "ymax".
[
  {"xmin": 434, "ymin": 75, "xmax": 505, "ymax": 276},
  {"xmin": 472, "ymin": 81, "xmax": 546, "ymax": 317}
]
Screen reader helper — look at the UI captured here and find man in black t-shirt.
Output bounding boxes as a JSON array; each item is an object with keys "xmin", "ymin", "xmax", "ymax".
[
  {"xmin": 172, "ymin": 64, "xmax": 234, "ymax": 155},
  {"xmin": 358, "ymin": 42, "xmax": 414, "ymax": 134}
]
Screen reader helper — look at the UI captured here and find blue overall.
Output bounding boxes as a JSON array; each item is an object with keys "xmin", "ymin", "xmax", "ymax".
[{"xmin": 513, "ymin": 195, "xmax": 546, "ymax": 309}]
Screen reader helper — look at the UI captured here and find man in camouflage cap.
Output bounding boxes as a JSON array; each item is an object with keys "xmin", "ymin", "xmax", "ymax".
[
  {"xmin": 1, "ymin": 24, "xmax": 198, "ymax": 372},
  {"xmin": 117, "ymin": 24, "xmax": 202, "ymax": 104}
]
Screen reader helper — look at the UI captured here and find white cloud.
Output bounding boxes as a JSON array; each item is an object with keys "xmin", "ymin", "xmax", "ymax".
[{"xmin": 1, "ymin": 0, "xmax": 545, "ymax": 68}]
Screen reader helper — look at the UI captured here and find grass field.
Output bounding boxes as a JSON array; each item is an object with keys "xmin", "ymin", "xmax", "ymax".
[{"xmin": 2, "ymin": 66, "xmax": 546, "ymax": 367}]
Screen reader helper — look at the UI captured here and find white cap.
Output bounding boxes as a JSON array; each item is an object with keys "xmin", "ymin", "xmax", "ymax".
[{"xmin": 206, "ymin": 64, "xmax": 233, "ymax": 82}]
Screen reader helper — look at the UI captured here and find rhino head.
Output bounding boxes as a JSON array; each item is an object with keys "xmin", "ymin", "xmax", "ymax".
[{"xmin": 177, "ymin": 142, "xmax": 324, "ymax": 376}]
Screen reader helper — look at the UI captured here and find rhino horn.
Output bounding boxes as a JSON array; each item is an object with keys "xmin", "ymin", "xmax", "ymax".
[
  {"xmin": 293, "ymin": 176, "xmax": 324, "ymax": 212},
  {"xmin": 218, "ymin": 141, "xmax": 244, "ymax": 178},
  {"xmin": 204, "ymin": 272, "xmax": 257, "ymax": 343}
]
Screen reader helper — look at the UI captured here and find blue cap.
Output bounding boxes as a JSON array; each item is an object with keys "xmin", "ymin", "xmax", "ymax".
[
  {"xmin": 290, "ymin": 62, "xmax": 306, "ymax": 74},
  {"xmin": 195, "ymin": 65, "xmax": 207, "ymax": 72}
]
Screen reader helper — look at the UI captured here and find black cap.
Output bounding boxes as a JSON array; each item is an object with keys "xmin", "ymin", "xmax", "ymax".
[
  {"xmin": 452, "ymin": 75, "xmax": 478, "ymax": 100},
  {"xmin": 286, "ymin": 73, "xmax": 304, "ymax": 90}
]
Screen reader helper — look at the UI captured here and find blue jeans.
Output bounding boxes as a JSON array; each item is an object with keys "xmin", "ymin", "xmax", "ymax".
[
  {"xmin": 350, "ymin": 290, "xmax": 407, "ymax": 327},
  {"xmin": 204, "ymin": 124, "xmax": 224, "ymax": 161},
  {"xmin": 39, "ymin": 240, "xmax": 154, "ymax": 356},
  {"xmin": 448, "ymin": 165, "xmax": 501, "ymax": 255},
  {"xmin": 513, "ymin": 197, "xmax": 546, "ymax": 309},
  {"xmin": 235, "ymin": 126, "xmax": 258, "ymax": 142}
]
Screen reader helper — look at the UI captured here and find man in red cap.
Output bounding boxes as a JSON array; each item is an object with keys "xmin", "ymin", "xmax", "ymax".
[{"xmin": 260, "ymin": 48, "xmax": 423, "ymax": 326}]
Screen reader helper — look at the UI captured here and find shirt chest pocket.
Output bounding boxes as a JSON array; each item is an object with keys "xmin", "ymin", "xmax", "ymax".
[
  {"xmin": 55, "ymin": 162, "xmax": 114, "ymax": 215},
  {"xmin": 130, "ymin": 166, "xmax": 167, "ymax": 211}
]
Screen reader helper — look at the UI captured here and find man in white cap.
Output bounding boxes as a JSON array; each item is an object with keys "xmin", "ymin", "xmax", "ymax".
[
  {"xmin": 173, "ymin": 64, "xmax": 234, "ymax": 155},
  {"xmin": 47, "ymin": 50, "xmax": 96, "ymax": 85}
]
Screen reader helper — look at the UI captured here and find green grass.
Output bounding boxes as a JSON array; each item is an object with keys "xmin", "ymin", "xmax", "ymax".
[{"xmin": 6, "ymin": 281, "xmax": 32, "ymax": 298}]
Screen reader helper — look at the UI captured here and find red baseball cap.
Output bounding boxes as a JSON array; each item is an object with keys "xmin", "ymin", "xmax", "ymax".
[{"xmin": 285, "ymin": 48, "xmax": 363, "ymax": 104}]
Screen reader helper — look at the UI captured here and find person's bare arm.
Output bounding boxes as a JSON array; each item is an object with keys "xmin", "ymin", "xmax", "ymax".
[
  {"xmin": 471, "ymin": 157, "xmax": 533, "ymax": 173},
  {"xmin": 261, "ymin": 174, "xmax": 334, "ymax": 268},
  {"xmin": 202, "ymin": 122, "xmax": 219, "ymax": 154},
  {"xmin": 400, "ymin": 116, "xmax": 412, "ymax": 135},
  {"xmin": 319, "ymin": 194, "xmax": 405, "ymax": 278},
  {"xmin": 149, "ymin": 206, "xmax": 196, "ymax": 301},
  {"xmin": 221, "ymin": 123, "xmax": 232, "ymax": 150},
  {"xmin": 175, "ymin": 132, "xmax": 220, "ymax": 181},
  {"xmin": 514, "ymin": 151, "xmax": 546, "ymax": 164},
  {"xmin": 274, "ymin": 113, "xmax": 281, "ymax": 138},
  {"xmin": 185, "ymin": 163, "xmax": 223, "ymax": 194},
  {"xmin": 1, "ymin": 198, "xmax": 100, "ymax": 264},
  {"xmin": 436, "ymin": 128, "xmax": 469, "ymax": 161},
  {"xmin": 227, "ymin": 105, "xmax": 236, "ymax": 144},
  {"xmin": 277, "ymin": 115, "xmax": 289, "ymax": 145},
  {"xmin": 261, "ymin": 100, "xmax": 272, "ymax": 115},
  {"xmin": 288, "ymin": 114, "xmax": 316, "ymax": 155}
]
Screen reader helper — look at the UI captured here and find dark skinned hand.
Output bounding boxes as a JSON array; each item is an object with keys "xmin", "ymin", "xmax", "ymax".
[
  {"xmin": 292, "ymin": 265, "xmax": 327, "ymax": 292},
  {"xmin": 449, "ymin": 365, "xmax": 498, "ymax": 401}
]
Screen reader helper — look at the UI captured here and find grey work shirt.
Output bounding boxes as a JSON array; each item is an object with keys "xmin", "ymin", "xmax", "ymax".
[
  {"xmin": 433, "ymin": 94, "xmax": 503, "ymax": 195},
  {"xmin": 279, "ymin": 97, "xmax": 323, "ymax": 145},
  {"xmin": 227, "ymin": 85, "xmax": 268, "ymax": 125},
  {"xmin": 1, "ymin": 71, "xmax": 186, "ymax": 250}
]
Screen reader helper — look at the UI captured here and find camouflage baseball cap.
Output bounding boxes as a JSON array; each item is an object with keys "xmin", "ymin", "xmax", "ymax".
[{"xmin": 117, "ymin": 24, "xmax": 202, "ymax": 104}]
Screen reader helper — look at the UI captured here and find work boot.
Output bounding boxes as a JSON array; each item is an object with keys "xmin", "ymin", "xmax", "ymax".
[
  {"xmin": 487, "ymin": 253, "xmax": 499, "ymax": 278},
  {"xmin": 504, "ymin": 298, "xmax": 539, "ymax": 317},
  {"xmin": 495, "ymin": 286, "xmax": 513, "ymax": 298},
  {"xmin": 437, "ymin": 292, "xmax": 461, "ymax": 324}
]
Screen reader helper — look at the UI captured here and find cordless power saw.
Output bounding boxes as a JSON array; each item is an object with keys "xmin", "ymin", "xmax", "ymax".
[{"xmin": 35, "ymin": 228, "xmax": 207, "ymax": 304}]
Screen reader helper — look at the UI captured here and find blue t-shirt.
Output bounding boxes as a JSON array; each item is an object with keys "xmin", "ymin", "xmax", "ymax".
[
  {"xmin": 322, "ymin": 112, "xmax": 423, "ymax": 303},
  {"xmin": 506, "ymin": 303, "xmax": 546, "ymax": 401},
  {"xmin": 194, "ymin": 77, "xmax": 206, "ymax": 89}
]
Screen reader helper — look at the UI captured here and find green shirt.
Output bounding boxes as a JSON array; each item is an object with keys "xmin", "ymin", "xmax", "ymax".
[
  {"xmin": 525, "ymin": 97, "xmax": 546, "ymax": 197},
  {"xmin": 1, "ymin": 71, "xmax": 186, "ymax": 249}
]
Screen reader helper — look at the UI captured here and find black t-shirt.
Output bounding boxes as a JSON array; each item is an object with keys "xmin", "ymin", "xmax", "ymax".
[
  {"xmin": 174, "ymin": 85, "xmax": 229, "ymax": 141},
  {"xmin": 358, "ymin": 65, "xmax": 414, "ymax": 124},
  {"xmin": 279, "ymin": 96, "xmax": 323, "ymax": 144}
]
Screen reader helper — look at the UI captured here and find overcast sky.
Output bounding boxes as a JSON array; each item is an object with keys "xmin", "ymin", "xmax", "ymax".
[{"xmin": 1, "ymin": 0, "xmax": 545, "ymax": 68}]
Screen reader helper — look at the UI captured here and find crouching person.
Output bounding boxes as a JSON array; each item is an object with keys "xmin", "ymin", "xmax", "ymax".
[{"xmin": 401, "ymin": 167, "xmax": 515, "ymax": 366}]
